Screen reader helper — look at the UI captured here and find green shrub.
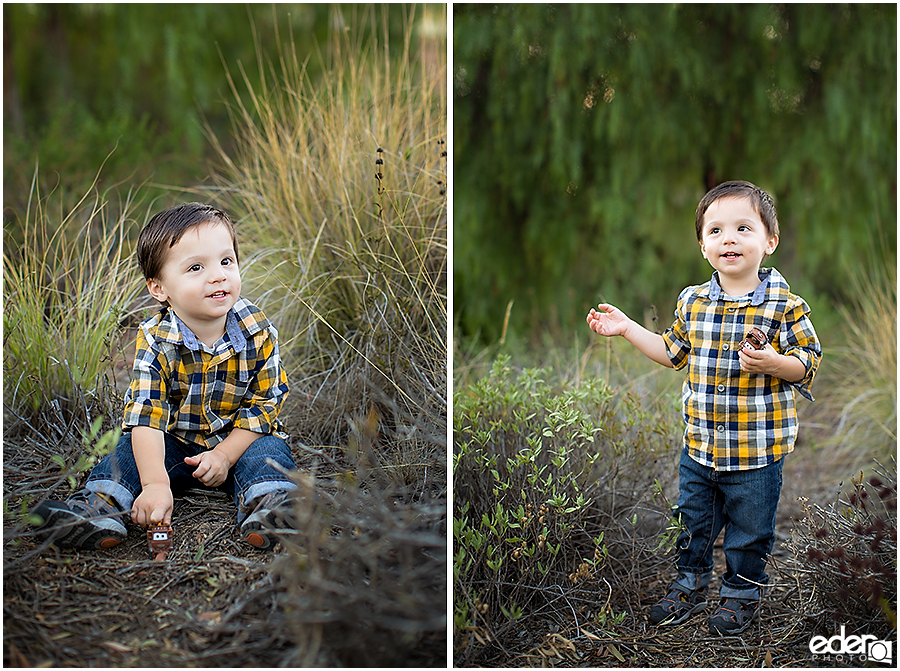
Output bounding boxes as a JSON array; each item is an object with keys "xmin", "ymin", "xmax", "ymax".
[{"xmin": 453, "ymin": 354, "xmax": 681, "ymax": 664}]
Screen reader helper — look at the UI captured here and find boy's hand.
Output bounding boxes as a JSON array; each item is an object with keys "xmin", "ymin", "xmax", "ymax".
[
  {"xmin": 184, "ymin": 450, "xmax": 231, "ymax": 487},
  {"xmin": 586, "ymin": 304, "xmax": 631, "ymax": 337},
  {"xmin": 132, "ymin": 483, "xmax": 173, "ymax": 527},
  {"xmin": 738, "ymin": 344, "xmax": 806, "ymax": 382}
]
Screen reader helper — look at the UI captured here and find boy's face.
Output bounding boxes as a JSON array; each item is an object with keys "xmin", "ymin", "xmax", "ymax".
[
  {"xmin": 699, "ymin": 196, "xmax": 778, "ymax": 287},
  {"xmin": 146, "ymin": 221, "xmax": 241, "ymax": 333}
]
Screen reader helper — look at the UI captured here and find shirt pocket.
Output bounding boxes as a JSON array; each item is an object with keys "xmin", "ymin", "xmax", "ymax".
[{"xmin": 748, "ymin": 316, "xmax": 780, "ymax": 350}]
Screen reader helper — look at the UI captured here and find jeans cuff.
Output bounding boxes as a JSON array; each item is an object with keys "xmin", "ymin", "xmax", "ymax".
[
  {"xmin": 675, "ymin": 570, "xmax": 712, "ymax": 591},
  {"xmin": 85, "ymin": 480, "xmax": 135, "ymax": 511},
  {"xmin": 241, "ymin": 481, "xmax": 296, "ymax": 509},
  {"xmin": 719, "ymin": 583, "xmax": 763, "ymax": 600}
]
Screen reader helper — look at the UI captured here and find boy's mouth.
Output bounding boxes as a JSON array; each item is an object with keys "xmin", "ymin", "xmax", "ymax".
[
  {"xmin": 208, "ymin": 290, "xmax": 229, "ymax": 300},
  {"xmin": 721, "ymin": 252, "xmax": 742, "ymax": 260}
]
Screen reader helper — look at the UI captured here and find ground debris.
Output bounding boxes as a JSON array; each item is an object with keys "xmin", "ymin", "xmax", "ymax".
[
  {"xmin": 3, "ymin": 492, "xmax": 295, "ymax": 667},
  {"xmin": 5, "ymin": 429, "xmax": 447, "ymax": 667}
]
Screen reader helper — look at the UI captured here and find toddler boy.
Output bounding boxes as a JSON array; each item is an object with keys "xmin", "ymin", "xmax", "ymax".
[
  {"xmin": 33, "ymin": 203, "xmax": 298, "ymax": 552},
  {"xmin": 586, "ymin": 181, "xmax": 821, "ymax": 635}
]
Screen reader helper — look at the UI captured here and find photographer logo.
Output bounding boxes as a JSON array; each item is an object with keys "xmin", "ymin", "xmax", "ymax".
[{"xmin": 809, "ymin": 626, "xmax": 893, "ymax": 665}]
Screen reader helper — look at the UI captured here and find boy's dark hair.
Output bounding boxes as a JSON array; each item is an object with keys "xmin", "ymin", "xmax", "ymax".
[
  {"xmin": 694, "ymin": 181, "xmax": 779, "ymax": 242},
  {"xmin": 137, "ymin": 203, "xmax": 239, "ymax": 281}
]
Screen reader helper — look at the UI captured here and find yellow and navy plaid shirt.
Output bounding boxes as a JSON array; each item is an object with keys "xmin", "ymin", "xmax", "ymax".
[
  {"xmin": 663, "ymin": 268, "xmax": 821, "ymax": 471},
  {"xmin": 122, "ymin": 298, "xmax": 289, "ymax": 449}
]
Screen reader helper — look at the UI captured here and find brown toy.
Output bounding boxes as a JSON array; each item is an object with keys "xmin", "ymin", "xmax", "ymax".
[
  {"xmin": 147, "ymin": 523, "xmax": 174, "ymax": 561},
  {"xmin": 740, "ymin": 327, "xmax": 768, "ymax": 351}
]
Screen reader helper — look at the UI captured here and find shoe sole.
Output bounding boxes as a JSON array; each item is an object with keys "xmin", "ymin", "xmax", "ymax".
[
  {"xmin": 33, "ymin": 503, "xmax": 126, "ymax": 550},
  {"xmin": 652, "ymin": 600, "xmax": 708, "ymax": 626},
  {"xmin": 244, "ymin": 530, "xmax": 273, "ymax": 549},
  {"xmin": 240, "ymin": 499, "xmax": 294, "ymax": 551}
]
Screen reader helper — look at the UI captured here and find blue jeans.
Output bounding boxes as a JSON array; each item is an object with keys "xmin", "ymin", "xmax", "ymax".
[
  {"xmin": 85, "ymin": 431, "xmax": 298, "ymax": 523},
  {"xmin": 673, "ymin": 450, "xmax": 783, "ymax": 600}
]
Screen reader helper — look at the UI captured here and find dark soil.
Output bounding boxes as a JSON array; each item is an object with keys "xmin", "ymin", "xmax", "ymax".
[{"xmin": 3, "ymin": 424, "xmax": 448, "ymax": 668}]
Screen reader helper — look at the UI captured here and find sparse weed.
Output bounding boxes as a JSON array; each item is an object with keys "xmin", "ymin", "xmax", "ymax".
[
  {"xmin": 780, "ymin": 459, "xmax": 897, "ymax": 638},
  {"xmin": 50, "ymin": 416, "xmax": 122, "ymax": 493}
]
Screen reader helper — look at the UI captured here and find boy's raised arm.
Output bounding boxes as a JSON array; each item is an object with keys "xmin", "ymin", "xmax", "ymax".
[{"xmin": 587, "ymin": 304, "xmax": 674, "ymax": 369}]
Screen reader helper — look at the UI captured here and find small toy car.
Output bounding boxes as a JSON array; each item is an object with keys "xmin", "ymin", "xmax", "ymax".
[
  {"xmin": 147, "ymin": 523, "xmax": 174, "ymax": 561},
  {"xmin": 740, "ymin": 327, "xmax": 768, "ymax": 351}
]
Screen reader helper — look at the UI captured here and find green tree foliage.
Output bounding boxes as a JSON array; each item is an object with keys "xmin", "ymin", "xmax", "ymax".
[
  {"xmin": 453, "ymin": 4, "xmax": 896, "ymax": 343},
  {"xmin": 2, "ymin": 4, "xmax": 414, "ymax": 216}
]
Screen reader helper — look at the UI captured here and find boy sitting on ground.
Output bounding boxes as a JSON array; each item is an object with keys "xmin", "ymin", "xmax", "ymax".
[{"xmin": 34, "ymin": 203, "xmax": 298, "ymax": 552}]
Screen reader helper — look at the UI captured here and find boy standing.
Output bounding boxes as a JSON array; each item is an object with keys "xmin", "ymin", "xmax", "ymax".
[
  {"xmin": 34, "ymin": 203, "xmax": 299, "ymax": 552},
  {"xmin": 586, "ymin": 181, "xmax": 821, "ymax": 635}
]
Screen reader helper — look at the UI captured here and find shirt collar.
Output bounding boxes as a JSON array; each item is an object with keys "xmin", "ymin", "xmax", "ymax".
[
  {"xmin": 709, "ymin": 268, "xmax": 772, "ymax": 306},
  {"xmin": 169, "ymin": 308, "xmax": 247, "ymax": 353}
]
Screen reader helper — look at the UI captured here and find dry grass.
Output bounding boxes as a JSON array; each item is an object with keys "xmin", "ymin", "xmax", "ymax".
[
  {"xmin": 809, "ymin": 256, "xmax": 896, "ymax": 477},
  {"xmin": 2, "ymin": 166, "xmax": 145, "ymax": 414}
]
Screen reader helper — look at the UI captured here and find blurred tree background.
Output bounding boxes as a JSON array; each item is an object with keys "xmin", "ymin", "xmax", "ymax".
[
  {"xmin": 3, "ymin": 3, "xmax": 424, "ymax": 219},
  {"xmin": 453, "ymin": 3, "xmax": 896, "ymax": 344}
]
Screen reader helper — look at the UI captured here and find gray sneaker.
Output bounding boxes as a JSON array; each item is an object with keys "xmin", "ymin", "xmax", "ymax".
[
  {"xmin": 708, "ymin": 597, "xmax": 760, "ymax": 636},
  {"xmin": 32, "ymin": 489, "xmax": 127, "ymax": 549},
  {"xmin": 240, "ymin": 490, "xmax": 295, "ymax": 550},
  {"xmin": 648, "ymin": 582, "xmax": 708, "ymax": 625}
]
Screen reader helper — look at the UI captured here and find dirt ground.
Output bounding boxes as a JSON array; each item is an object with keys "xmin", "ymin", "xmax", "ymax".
[
  {"xmin": 5, "ymin": 487, "xmax": 294, "ymax": 666},
  {"xmin": 3, "ymin": 432, "xmax": 447, "ymax": 668},
  {"xmin": 4, "ymin": 416, "xmax": 889, "ymax": 668}
]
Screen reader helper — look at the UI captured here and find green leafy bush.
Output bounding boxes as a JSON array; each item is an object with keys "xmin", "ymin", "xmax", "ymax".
[{"xmin": 453, "ymin": 354, "xmax": 681, "ymax": 664}]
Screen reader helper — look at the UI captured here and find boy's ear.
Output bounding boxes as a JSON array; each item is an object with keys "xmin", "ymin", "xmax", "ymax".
[
  {"xmin": 766, "ymin": 234, "xmax": 779, "ymax": 256},
  {"xmin": 146, "ymin": 277, "xmax": 168, "ymax": 303}
]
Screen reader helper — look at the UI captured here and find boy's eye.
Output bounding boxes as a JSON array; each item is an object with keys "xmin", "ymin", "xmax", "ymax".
[
  {"xmin": 188, "ymin": 263, "xmax": 202, "ymax": 272},
  {"xmin": 221, "ymin": 257, "xmax": 234, "ymax": 266}
]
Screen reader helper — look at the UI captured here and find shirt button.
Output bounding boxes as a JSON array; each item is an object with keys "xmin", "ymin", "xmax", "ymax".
[
  {"xmin": 722, "ymin": 343, "xmax": 730, "ymax": 351},
  {"xmin": 717, "ymin": 384, "xmax": 725, "ymax": 392},
  {"xmin": 717, "ymin": 425, "xmax": 725, "ymax": 433}
]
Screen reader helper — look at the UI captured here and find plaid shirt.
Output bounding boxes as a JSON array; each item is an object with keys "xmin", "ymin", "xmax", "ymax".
[
  {"xmin": 663, "ymin": 268, "xmax": 821, "ymax": 471},
  {"xmin": 122, "ymin": 298, "xmax": 289, "ymax": 449}
]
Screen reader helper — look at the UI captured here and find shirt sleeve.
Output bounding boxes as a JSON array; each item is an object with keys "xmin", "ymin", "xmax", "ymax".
[
  {"xmin": 780, "ymin": 296, "xmax": 822, "ymax": 402},
  {"xmin": 233, "ymin": 328, "xmax": 289, "ymax": 434},
  {"xmin": 662, "ymin": 286, "xmax": 693, "ymax": 370},
  {"xmin": 122, "ymin": 327, "xmax": 171, "ymax": 432}
]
